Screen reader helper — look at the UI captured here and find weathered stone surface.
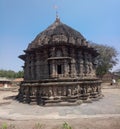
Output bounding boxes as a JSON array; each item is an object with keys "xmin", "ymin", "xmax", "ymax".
[{"xmin": 18, "ymin": 18, "xmax": 102, "ymax": 105}]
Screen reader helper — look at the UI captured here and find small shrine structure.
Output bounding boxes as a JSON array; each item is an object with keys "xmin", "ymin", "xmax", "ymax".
[{"xmin": 18, "ymin": 17, "xmax": 102, "ymax": 105}]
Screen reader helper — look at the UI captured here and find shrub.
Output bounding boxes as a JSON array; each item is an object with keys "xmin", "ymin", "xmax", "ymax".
[
  {"xmin": 2, "ymin": 123, "xmax": 8, "ymax": 129},
  {"xmin": 62, "ymin": 122, "xmax": 72, "ymax": 129}
]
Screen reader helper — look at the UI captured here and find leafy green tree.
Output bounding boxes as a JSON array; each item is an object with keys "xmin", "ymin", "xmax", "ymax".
[
  {"xmin": 90, "ymin": 42, "xmax": 118, "ymax": 77},
  {"xmin": 114, "ymin": 69, "xmax": 120, "ymax": 76},
  {"xmin": 16, "ymin": 71, "xmax": 24, "ymax": 78},
  {"xmin": 0, "ymin": 69, "xmax": 24, "ymax": 78}
]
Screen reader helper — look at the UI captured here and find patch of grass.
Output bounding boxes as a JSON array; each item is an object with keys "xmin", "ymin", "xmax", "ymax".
[
  {"xmin": 1, "ymin": 123, "xmax": 8, "ymax": 129},
  {"xmin": 62, "ymin": 122, "xmax": 72, "ymax": 129},
  {"xmin": 1, "ymin": 123, "xmax": 16, "ymax": 129},
  {"xmin": 33, "ymin": 123, "xmax": 45, "ymax": 129}
]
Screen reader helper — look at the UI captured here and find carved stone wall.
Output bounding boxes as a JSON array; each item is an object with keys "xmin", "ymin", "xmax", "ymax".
[
  {"xmin": 17, "ymin": 79, "xmax": 102, "ymax": 105},
  {"xmin": 18, "ymin": 19, "xmax": 102, "ymax": 106},
  {"xmin": 23, "ymin": 45, "xmax": 96, "ymax": 80}
]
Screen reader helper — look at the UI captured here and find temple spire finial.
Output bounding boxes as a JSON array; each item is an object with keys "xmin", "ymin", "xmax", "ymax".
[{"xmin": 54, "ymin": 5, "xmax": 60, "ymax": 22}]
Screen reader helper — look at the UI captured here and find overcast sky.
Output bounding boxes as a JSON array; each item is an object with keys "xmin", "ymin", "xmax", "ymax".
[{"xmin": 0, "ymin": 0, "xmax": 120, "ymax": 72}]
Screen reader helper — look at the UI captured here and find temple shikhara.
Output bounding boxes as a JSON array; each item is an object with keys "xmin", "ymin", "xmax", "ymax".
[{"xmin": 18, "ymin": 17, "xmax": 102, "ymax": 105}]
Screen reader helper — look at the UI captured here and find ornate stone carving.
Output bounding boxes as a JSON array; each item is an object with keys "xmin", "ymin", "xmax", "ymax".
[{"xmin": 18, "ymin": 18, "xmax": 102, "ymax": 105}]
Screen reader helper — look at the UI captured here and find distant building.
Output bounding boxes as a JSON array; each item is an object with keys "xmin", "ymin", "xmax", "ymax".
[
  {"xmin": 101, "ymin": 72, "xmax": 120, "ymax": 83},
  {"xmin": 0, "ymin": 77, "xmax": 12, "ymax": 88},
  {"xmin": 12, "ymin": 78, "xmax": 23, "ymax": 86}
]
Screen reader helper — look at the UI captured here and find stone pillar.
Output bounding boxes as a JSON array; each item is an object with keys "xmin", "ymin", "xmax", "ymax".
[
  {"xmin": 43, "ymin": 51, "xmax": 49, "ymax": 78},
  {"xmin": 24, "ymin": 55, "xmax": 31, "ymax": 80},
  {"xmin": 91, "ymin": 56, "xmax": 96, "ymax": 77},
  {"xmin": 39, "ymin": 60, "xmax": 44, "ymax": 79},
  {"xmin": 64, "ymin": 59, "xmax": 69, "ymax": 77},
  {"xmin": 24, "ymin": 59, "xmax": 29, "ymax": 80},
  {"xmin": 36, "ymin": 53, "xmax": 40, "ymax": 80},
  {"xmin": 84, "ymin": 52, "xmax": 89, "ymax": 76},
  {"xmin": 31, "ymin": 54, "xmax": 35, "ymax": 80},
  {"xmin": 51, "ymin": 60, "xmax": 56, "ymax": 78},
  {"xmin": 71, "ymin": 49, "xmax": 76, "ymax": 77},
  {"xmin": 78, "ymin": 52, "xmax": 84, "ymax": 77},
  {"xmin": 71, "ymin": 59, "xmax": 76, "ymax": 77},
  {"xmin": 55, "ymin": 61, "xmax": 58, "ymax": 77},
  {"xmin": 36, "ymin": 61, "xmax": 40, "ymax": 80},
  {"xmin": 31, "ymin": 61, "xmax": 34, "ymax": 80},
  {"xmin": 28, "ymin": 55, "xmax": 31, "ymax": 80},
  {"xmin": 88, "ymin": 54, "xmax": 94, "ymax": 76}
]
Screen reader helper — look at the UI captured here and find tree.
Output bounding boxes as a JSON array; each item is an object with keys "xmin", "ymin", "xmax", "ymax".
[
  {"xmin": 0, "ymin": 69, "xmax": 24, "ymax": 78},
  {"xmin": 114, "ymin": 69, "xmax": 120, "ymax": 76},
  {"xmin": 16, "ymin": 71, "xmax": 24, "ymax": 78},
  {"xmin": 90, "ymin": 42, "xmax": 118, "ymax": 77}
]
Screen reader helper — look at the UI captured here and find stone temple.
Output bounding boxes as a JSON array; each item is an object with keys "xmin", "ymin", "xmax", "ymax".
[{"xmin": 18, "ymin": 17, "xmax": 102, "ymax": 105}]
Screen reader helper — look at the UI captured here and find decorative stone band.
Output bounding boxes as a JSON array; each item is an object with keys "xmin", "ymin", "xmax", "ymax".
[
  {"xmin": 47, "ymin": 57, "xmax": 72, "ymax": 60},
  {"xmin": 17, "ymin": 79, "xmax": 102, "ymax": 106}
]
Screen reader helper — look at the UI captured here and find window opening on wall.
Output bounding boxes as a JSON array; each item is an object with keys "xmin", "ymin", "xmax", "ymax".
[{"xmin": 57, "ymin": 65, "xmax": 62, "ymax": 74}]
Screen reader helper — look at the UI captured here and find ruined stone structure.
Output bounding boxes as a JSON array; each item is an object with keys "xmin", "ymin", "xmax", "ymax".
[{"xmin": 18, "ymin": 18, "xmax": 102, "ymax": 105}]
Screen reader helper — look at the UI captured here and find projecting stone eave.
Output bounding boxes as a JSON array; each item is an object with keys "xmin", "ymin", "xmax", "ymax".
[
  {"xmin": 19, "ymin": 54, "xmax": 26, "ymax": 61},
  {"xmin": 24, "ymin": 42, "xmax": 99, "ymax": 57}
]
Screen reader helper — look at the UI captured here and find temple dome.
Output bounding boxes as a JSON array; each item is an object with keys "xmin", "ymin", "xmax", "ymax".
[{"xmin": 27, "ymin": 18, "xmax": 85, "ymax": 50}]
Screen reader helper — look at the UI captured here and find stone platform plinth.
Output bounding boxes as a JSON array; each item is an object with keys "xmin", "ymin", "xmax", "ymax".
[{"xmin": 17, "ymin": 78, "xmax": 102, "ymax": 106}]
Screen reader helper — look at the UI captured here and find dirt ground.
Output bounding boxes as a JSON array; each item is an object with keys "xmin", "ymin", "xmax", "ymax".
[
  {"xmin": 0, "ymin": 83, "xmax": 120, "ymax": 129},
  {"xmin": 0, "ymin": 117, "xmax": 120, "ymax": 129}
]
